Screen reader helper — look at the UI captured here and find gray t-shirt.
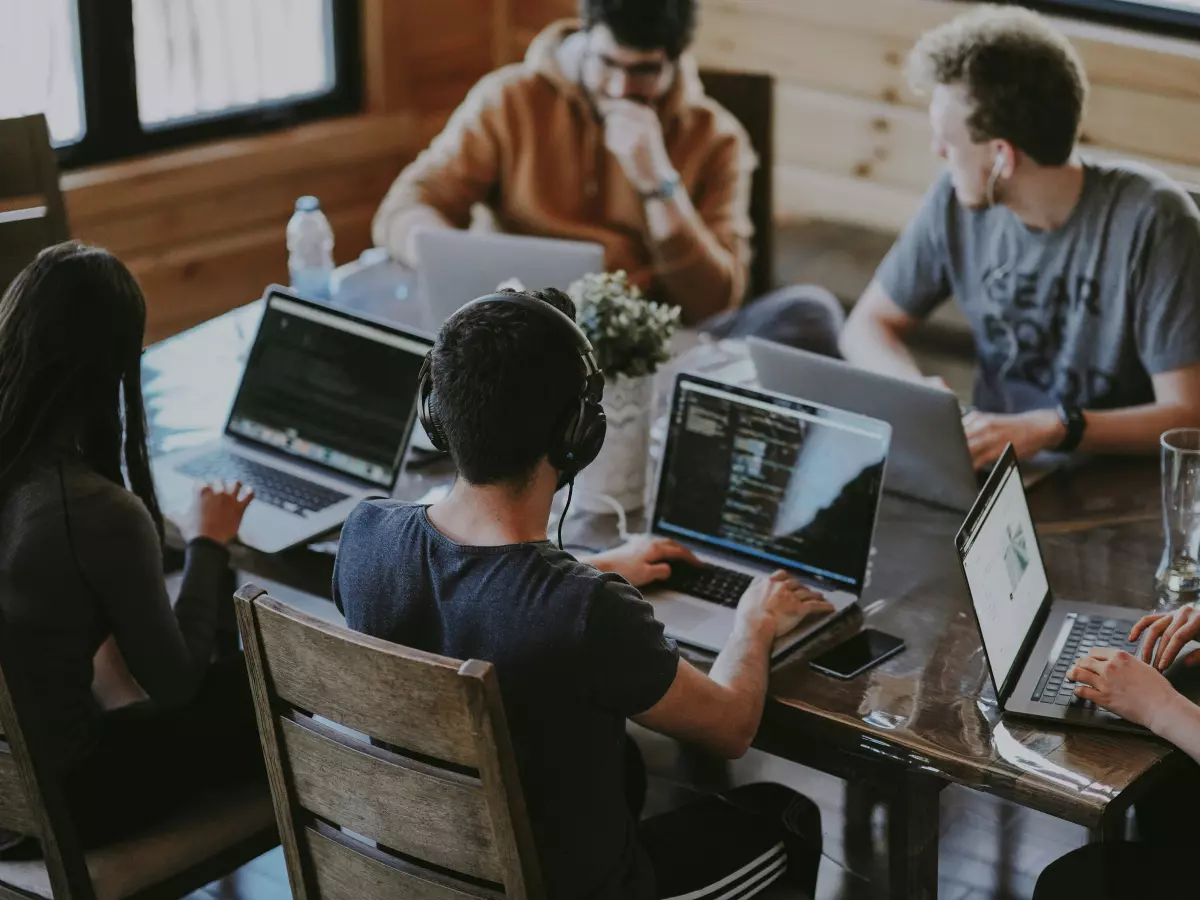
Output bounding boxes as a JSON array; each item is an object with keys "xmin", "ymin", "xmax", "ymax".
[{"xmin": 876, "ymin": 161, "xmax": 1200, "ymax": 413}]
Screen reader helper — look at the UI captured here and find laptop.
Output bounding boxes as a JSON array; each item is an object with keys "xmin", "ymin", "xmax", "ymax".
[
  {"xmin": 955, "ymin": 445, "xmax": 1200, "ymax": 732},
  {"xmin": 413, "ymin": 230, "xmax": 605, "ymax": 329},
  {"xmin": 748, "ymin": 337, "xmax": 976, "ymax": 511},
  {"xmin": 152, "ymin": 287, "xmax": 432, "ymax": 554},
  {"xmin": 643, "ymin": 374, "xmax": 892, "ymax": 658}
]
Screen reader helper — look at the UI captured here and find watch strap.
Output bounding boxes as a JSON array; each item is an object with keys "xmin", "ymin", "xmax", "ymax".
[
  {"xmin": 1055, "ymin": 404, "xmax": 1086, "ymax": 452},
  {"xmin": 639, "ymin": 172, "xmax": 681, "ymax": 201}
]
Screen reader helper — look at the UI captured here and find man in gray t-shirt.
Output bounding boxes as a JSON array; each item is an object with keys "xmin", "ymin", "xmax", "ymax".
[{"xmin": 841, "ymin": 7, "xmax": 1200, "ymax": 470}]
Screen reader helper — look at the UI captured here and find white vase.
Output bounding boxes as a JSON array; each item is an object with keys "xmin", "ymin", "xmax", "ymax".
[{"xmin": 574, "ymin": 373, "xmax": 654, "ymax": 514}]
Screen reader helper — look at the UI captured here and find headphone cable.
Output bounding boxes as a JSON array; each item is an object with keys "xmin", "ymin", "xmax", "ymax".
[{"xmin": 557, "ymin": 479, "xmax": 574, "ymax": 551}]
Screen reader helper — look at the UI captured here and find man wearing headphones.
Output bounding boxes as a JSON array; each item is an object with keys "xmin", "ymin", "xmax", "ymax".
[
  {"xmin": 334, "ymin": 288, "xmax": 833, "ymax": 899},
  {"xmin": 839, "ymin": 7, "xmax": 1200, "ymax": 471}
]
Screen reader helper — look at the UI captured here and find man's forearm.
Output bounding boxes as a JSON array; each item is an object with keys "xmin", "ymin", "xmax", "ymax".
[
  {"xmin": 706, "ymin": 617, "xmax": 775, "ymax": 752},
  {"xmin": 1080, "ymin": 402, "xmax": 1199, "ymax": 455},
  {"xmin": 840, "ymin": 313, "xmax": 926, "ymax": 382},
  {"xmin": 644, "ymin": 191, "xmax": 742, "ymax": 323}
]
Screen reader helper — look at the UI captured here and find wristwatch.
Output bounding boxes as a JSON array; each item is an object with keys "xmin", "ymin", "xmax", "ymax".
[
  {"xmin": 639, "ymin": 171, "xmax": 681, "ymax": 202},
  {"xmin": 1055, "ymin": 403, "xmax": 1087, "ymax": 452}
]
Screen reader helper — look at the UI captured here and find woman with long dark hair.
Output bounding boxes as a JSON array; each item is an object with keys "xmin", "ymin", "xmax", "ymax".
[{"xmin": 0, "ymin": 242, "xmax": 265, "ymax": 847}]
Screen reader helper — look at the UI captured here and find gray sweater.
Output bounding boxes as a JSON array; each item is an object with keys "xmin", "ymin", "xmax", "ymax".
[{"xmin": 0, "ymin": 457, "xmax": 230, "ymax": 771}]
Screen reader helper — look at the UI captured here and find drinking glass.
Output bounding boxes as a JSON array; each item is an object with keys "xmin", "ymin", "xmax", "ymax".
[{"xmin": 1157, "ymin": 428, "xmax": 1200, "ymax": 594}]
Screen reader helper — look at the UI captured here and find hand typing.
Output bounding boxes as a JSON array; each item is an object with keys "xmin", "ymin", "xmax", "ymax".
[
  {"xmin": 181, "ymin": 481, "xmax": 254, "ymax": 546},
  {"xmin": 1068, "ymin": 648, "xmax": 1186, "ymax": 732},
  {"xmin": 1130, "ymin": 604, "xmax": 1200, "ymax": 671},
  {"xmin": 586, "ymin": 536, "xmax": 700, "ymax": 588},
  {"xmin": 736, "ymin": 570, "xmax": 834, "ymax": 639}
]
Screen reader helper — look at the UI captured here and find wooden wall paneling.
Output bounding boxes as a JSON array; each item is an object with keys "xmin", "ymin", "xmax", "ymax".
[
  {"xmin": 694, "ymin": 0, "xmax": 1200, "ymax": 233},
  {"xmin": 362, "ymin": 0, "xmax": 416, "ymax": 113},
  {"xmin": 133, "ymin": 202, "xmax": 378, "ymax": 343},
  {"xmin": 775, "ymin": 85, "xmax": 939, "ymax": 195},
  {"xmin": 74, "ymin": 159, "xmax": 401, "ymax": 262}
]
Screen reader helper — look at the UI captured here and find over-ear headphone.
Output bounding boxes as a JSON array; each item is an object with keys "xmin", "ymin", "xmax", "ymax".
[{"xmin": 417, "ymin": 292, "xmax": 607, "ymax": 487}]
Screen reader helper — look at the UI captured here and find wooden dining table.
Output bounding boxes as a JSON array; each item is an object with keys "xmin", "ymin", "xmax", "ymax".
[{"xmin": 144, "ymin": 297, "xmax": 1190, "ymax": 900}]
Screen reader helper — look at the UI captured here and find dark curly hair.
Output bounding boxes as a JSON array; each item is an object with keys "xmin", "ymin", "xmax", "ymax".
[
  {"xmin": 580, "ymin": 0, "xmax": 698, "ymax": 59},
  {"xmin": 907, "ymin": 5, "xmax": 1088, "ymax": 166}
]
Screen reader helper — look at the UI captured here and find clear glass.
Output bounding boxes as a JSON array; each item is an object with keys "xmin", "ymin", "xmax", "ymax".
[
  {"xmin": 133, "ymin": 0, "xmax": 334, "ymax": 128},
  {"xmin": 0, "ymin": 0, "xmax": 86, "ymax": 145},
  {"xmin": 1157, "ymin": 428, "xmax": 1200, "ymax": 595}
]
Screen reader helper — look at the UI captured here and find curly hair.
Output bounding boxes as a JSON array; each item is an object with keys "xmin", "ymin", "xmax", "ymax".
[{"xmin": 907, "ymin": 5, "xmax": 1088, "ymax": 166}]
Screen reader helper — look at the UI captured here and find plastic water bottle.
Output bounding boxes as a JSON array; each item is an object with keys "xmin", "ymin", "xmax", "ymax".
[{"xmin": 287, "ymin": 196, "xmax": 334, "ymax": 301}]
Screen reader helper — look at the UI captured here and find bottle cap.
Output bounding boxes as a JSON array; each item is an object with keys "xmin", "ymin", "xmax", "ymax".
[{"xmin": 295, "ymin": 195, "xmax": 320, "ymax": 212}]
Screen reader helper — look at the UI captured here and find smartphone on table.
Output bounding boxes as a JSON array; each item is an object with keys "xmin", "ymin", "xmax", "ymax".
[{"xmin": 809, "ymin": 628, "xmax": 906, "ymax": 680}]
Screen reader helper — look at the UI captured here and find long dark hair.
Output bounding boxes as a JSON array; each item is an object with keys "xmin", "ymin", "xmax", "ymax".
[{"xmin": 0, "ymin": 242, "xmax": 163, "ymax": 540}]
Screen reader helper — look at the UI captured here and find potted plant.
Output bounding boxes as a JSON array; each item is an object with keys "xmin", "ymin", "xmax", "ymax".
[{"xmin": 568, "ymin": 271, "xmax": 680, "ymax": 512}]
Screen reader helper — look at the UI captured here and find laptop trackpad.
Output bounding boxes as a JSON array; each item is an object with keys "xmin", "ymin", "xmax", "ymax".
[{"xmin": 646, "ymin": 593, "xmax": 722, "ymax": 632}]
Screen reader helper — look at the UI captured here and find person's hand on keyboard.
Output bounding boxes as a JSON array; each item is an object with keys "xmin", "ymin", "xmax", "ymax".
[
  {"xmin": 1068, "ymin": 648, "xmax": 1187, "ymax": 731},
  {"xmin": 180, "ymin": 481, "xmax": 255, "ymax": 546},
  {"xmin": 1130, "ymin": 604, "xmax": 1200, "ymax": 671},
  {"xmin": 585, "ymin": 536, "xmax": 701, "ymax": 588},
  {"xmin": 736, "ymin": 570, "xmax": 834, "ymax": 640}
]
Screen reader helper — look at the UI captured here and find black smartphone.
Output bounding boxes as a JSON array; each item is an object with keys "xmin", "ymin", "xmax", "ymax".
[{"xmin": 809, "ymin": 629, "xmax": 906, "ymax": 680}]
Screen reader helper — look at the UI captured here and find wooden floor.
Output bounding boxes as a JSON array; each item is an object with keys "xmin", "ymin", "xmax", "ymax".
[{"xmin": 187, "ymin": 222, "xmax": 1043, "ymax": 899}]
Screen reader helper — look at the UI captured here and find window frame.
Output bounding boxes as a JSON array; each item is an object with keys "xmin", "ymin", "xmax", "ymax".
[
  {"xmin": 1014, "ymin": 0, "xmax": 1200, "ymax": 40},
  {"xmin": 57, "ymin": 0, "xmax": 362, "ymax": 170}
]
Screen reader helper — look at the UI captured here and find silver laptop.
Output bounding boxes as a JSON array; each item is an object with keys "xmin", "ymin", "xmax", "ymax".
[
  {"xmin": 748, "ymin": 337, "xmax": 977, "ymax": 511},
  {"xmin": 152, "ymin": 287, "xmax": 432, "ymax": 554},
  {"xmin": 413, "ymin": 230, "xmax": 605, "ymax": 330},
  {"xmin": 643, "ymin": 374, "xmax": 892, "ymax": 659},
  {"xmin": 956, "ymin": 445, "xmax": 1200, "ymax": 732}
]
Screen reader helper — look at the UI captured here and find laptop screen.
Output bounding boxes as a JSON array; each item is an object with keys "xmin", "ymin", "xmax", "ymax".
[
  {"xmin": 956, "ymin": 450, "xmax": 1050, "ymax": 695},
  {"xmin": 651, "ymin": 376, "xmax": 891, "ymax": 591},
  {"xmin": 225, "ymin": 294, "xmax": 431, "ymax": 488}
]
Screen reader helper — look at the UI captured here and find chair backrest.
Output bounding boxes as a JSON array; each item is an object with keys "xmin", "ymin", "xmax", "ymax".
[
  {"xmin": 235, "ymin": 585, "xmax": 544, "ymax": 900},
  {"xmin": 0, "ymin": 593, "xmax": 96, "ymax": 900},
  {"xmin": 699, "ymin": 69, "xmax": 775, "ymax": 302},
  {"xmin": 0, "ymin": 114, "xmax": 71, "ymax": 294}
]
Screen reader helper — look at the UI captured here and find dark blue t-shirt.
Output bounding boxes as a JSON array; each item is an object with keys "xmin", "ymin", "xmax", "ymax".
[{"xmin": 333, "ymin": 502, "xmax": 680, "ymax": 899}]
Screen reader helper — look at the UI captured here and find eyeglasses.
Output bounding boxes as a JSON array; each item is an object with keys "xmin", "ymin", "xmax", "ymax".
[{"xmin": 587, "ymin": 50, "xmax": 673, "ymax": 86}]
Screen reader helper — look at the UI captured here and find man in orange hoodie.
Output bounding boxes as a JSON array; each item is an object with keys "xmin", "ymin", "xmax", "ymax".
[{"xmin": 372, "ymin": 0, "xmax": 842, "ymax": 354}]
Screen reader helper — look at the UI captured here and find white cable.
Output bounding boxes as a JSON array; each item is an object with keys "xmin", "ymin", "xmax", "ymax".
[{"xmin": 574, "ymin": 490, "xmax": 630, "ymax": 542}]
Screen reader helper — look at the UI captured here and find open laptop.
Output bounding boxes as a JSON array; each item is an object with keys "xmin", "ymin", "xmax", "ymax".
[
  {"xmin": 152, "ymin": 287, "xmax": 432, "ymax": 554},
  {"xmin": 413, "ymin": 230, "xmax": 605, "ymax": 329},
  {"xmin": 955, "ymin": 445, "xmax": 1200, "ymax": 732},
  {"xmin": 749, "ymin": 337, "xmax": 976, "ymax": 511},
  {"xmin": 642, "ymin": 374, "xmax": 892, "ymax": 658}
]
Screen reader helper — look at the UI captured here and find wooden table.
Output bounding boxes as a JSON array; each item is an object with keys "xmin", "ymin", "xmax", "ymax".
[{"xmin": 145, "ymin": 302, "xmax": 1187, "ymax": 900}]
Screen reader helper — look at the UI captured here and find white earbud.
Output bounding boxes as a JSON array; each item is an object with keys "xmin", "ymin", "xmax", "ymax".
[{"xmin": 991, "ymin": 151, "xmax": 1006, "ymax": 179}]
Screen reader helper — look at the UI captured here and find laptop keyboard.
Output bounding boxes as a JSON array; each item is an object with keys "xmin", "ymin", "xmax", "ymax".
[
  {"xmin": 663, "ymin": 562, "xmax": 754, "ymax": 608},
  {"xmin": 1031, "ymin": 614, "xmax": 1140, "ymax": 707},
  {"xmin": 177, "ymin": 451, "xmax": 348, "ymax": 515}
]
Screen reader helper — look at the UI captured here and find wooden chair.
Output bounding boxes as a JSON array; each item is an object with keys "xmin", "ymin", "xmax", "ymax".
[
  {"xmin": 0, "ymin": 601, "xmax": 276, "ymax": 900},
  {"xmin": 0, "ymin": 114, "xmax": 71, "ymax": 294},
  {"xmin": 699, "ymin": 70, "xmax": 776, "ymax": 302},
  {"xmin": 234, "ymin": 584, "xmax": 544, "ymax": 900}
]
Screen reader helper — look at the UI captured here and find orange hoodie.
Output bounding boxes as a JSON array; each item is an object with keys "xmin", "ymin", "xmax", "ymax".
[{"xmin": 372, "ymin": 20, "xmax": 756, "ymax": 324}]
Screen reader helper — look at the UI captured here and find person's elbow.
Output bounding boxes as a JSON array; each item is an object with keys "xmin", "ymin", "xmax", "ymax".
[{"xmin": 697, "ymin": 704, "xmax": 758, "ymax": 759}]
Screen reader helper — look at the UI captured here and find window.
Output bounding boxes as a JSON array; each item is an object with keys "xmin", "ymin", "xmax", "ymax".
[
  {"xmin": 1020, "ymin": 0, "xmax": 1200, "ymax": 37},
  {"xmin": 0, "ymin": 0, "xmax": 360, "ymax": 168}
]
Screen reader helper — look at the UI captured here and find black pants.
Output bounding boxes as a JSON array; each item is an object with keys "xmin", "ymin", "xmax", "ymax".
[
  {"xmin": 62, "ymin": 657, "xmax": 266, "ymax": 849},
  {"xmin": 625, "ymin": 740, "xmax": 823, "ymax": 899},
  {"xmin": 1033, "ymin": 842, "xmax": 1192, "ymax": 897}
]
